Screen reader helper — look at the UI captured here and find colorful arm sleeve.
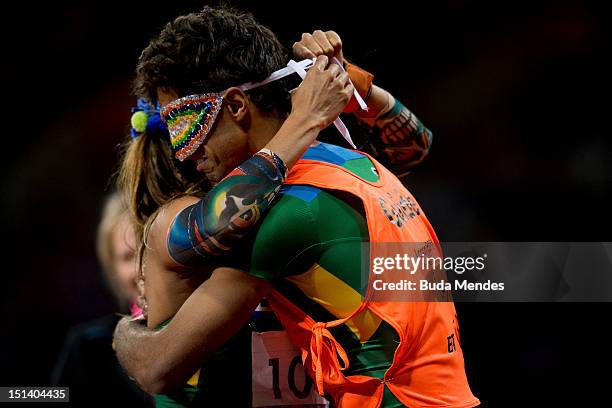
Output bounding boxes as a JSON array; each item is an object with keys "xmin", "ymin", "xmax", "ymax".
[
  {"xmin": 167, "ymin": 148, "xmax": 288, "ymax": 267},
  {"xmin": 359, "ymin": 98, "xmax": 433, "ymax": 178}
]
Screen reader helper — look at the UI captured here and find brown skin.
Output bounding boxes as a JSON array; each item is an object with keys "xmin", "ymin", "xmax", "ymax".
[
  {"xmin": 114, "ymin": 31, "xmax": 403, "ymax": 395},
  {"xmin": 159, "ymin": 53, "xmax": 353, "ymax": 185},
  {"xmin": 293, "ymin": 30, "xmax": 394, "ymax": 120},
  {"xmin": 136, "ymin": 195, "xmax": 208, "ymax": 329},
  {"xmin": 141, "ymin": 54, "xmax": 352, "ymax": 330},
  {"xmin": 114, "ymin": 54, "xmax": 354, "ymax": 394},
  {"xmin": 293, "ymin": 30, "xmax": 344, "ymax": 63}
]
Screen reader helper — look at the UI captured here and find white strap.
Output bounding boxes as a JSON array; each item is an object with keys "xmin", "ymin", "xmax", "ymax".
[
  {"xmin": 332, "ymin": 57, "xmax": 368, "ymax": 111},
  {"xmin": 237, "ymin": 59, "xmax": 315, "ymax": 91},
  {"xmin": 287, "ymin": 59, "xmax": 356, "ymax": 148}
]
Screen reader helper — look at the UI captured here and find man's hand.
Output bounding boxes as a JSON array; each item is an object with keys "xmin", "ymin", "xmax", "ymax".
[
  {"xmin": 113, "ymin": 315, "xmax": 155, "ymax": 392},
  {"xmin": 290, "ymin": 55, "xmax": 353, "ymax": 131},
  {"xmin": 293, "ymin": 30, "xmax": 343, "ymax": 62},
  {"xmin": 266, "ymin": 54, "xmax": 353, "ymax": 168},
  {"xmin": 112, "ymin": 266, "xmax": 270, "ymax": 395},
  {"xmin": 292, "ymin": 31, "xmax": 433, "ymax": 177},
  {"xmin": 293, "ymin": 30, "xmax": 375, "ymax": 115}
]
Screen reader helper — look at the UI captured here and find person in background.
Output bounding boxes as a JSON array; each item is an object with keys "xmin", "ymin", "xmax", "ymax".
[{"xmin": 51, "ymin": 192, "xmax": 152, "ymax": 406}]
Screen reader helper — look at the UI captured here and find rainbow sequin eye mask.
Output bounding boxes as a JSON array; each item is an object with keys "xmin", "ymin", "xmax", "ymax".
[
  {"xmin": 160, "ymin": 93, "xmax": 224, "ymax": 161},
  {"xmin": 161, "ymin": 58, "xmax": 367, "ymax": 161}
]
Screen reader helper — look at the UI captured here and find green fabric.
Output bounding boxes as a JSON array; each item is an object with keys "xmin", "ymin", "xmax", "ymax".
[
  {"xmin": 153, "ymin": 322, "xmax": 252, "ymax": 408},
  {"xmin": 154, "ymin": 149, "xmax": 403, "ymax": 407},
  {"xmin": 242, "ymin": 155, "xmax": 403, "ymax": 407},
  {"xmin": 342, "ymin": 156, "xmax": 380, "ymax": 182}
]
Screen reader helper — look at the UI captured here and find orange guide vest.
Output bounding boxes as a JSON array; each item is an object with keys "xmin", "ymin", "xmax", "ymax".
[{"xmin": 266, "ymin": 152, "xmax": 480, "ymax": 408}]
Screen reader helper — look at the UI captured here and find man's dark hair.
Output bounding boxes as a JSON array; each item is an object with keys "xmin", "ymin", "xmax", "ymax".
[{"xmin": 134, "ymin": 5, "xmax": 291, "ymax": 115}]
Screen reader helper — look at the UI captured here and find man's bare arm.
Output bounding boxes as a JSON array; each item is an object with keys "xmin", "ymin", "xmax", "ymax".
[
  {"xmin": 356, "ymin": 85, "xmax": 433, "ymax": 178},
  {"xmin": 113, "ymin": 267, "xmax": 270, "ymax": 395},
  {"xmin": 293, "ymin": 30, "xmax": 433, "ymax": 176}
]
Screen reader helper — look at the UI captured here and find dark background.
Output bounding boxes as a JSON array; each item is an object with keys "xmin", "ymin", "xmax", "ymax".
[{"xmin": 1, "ymin": 0, "xmax": 610, "ymax": 406}]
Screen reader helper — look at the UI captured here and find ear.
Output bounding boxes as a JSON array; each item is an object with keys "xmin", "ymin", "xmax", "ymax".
[
  {"xmin": 223, "ymin": 87, "xmax": 250, "ymax": 124},
  {"xmin": 156, "ymin": 87, "xmax": 179, "ymax": 108}
]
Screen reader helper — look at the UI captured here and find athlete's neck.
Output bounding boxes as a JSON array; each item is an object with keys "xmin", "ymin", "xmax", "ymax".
[{"xmin": 247, "ymin": 114, "xmax": 287, "ymax": 154}]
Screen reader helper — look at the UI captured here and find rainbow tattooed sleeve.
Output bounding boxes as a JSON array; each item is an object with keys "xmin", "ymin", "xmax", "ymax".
[
  {"xmin": 361, "ymin": 98, "xmax": 433, "ymax": 178},
  {"xmin": 166, "ymin": 148, "xmax": 287, "ymax": 266}
]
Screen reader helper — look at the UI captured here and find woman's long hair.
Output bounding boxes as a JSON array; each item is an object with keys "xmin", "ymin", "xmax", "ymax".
[
  {"xmin": 115, "ymin": 129, "xmax": 207, "ymax": 281},
  {"xmin": 116, "ymin": 5, "xmax": 291, "ymax": 280}
]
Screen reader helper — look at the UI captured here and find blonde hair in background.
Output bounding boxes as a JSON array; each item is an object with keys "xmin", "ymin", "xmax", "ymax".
[{"xmin": 96, "ymin": 192, "xmax": 132, "ymax": 309}]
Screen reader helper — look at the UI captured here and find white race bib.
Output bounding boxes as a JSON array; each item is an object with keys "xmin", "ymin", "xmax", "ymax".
[{"xmin": 251, "ymin": 329, "xmax": 329, "ymax": 408}]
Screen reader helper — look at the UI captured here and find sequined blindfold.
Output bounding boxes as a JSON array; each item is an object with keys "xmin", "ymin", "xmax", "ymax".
[{"xmin": 160, "ymin": 58, "xmax": 367, "ymax": 162}]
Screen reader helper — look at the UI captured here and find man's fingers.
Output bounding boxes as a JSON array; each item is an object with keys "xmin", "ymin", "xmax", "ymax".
[
  {"xmin": 326, "ymin": 31, "xmax": 342, "ymax": 50},
  {"xmin": 344, "ymin": 84, "xmax": 355, "ymax": 101},
  {"xmin": 327, "ymin": 63, "xmax": 341, "ymax": 78},
  {"xmin": 294, "ymin": 30, "xmax": 344, "ymax": 62},
  {"xmin": 293, "ymin": 42, "xmax": 316, "ymax": 59},
  {"xmin": 326, "ymin": 31, "xmax": 343, "ymax": 61},
  {"xmin": 300, "ymin": 32, "xmax": 324, "ymax": 57},
  {"xmin": 339, "ymin": 72, "xmax": 351, "ymax": 87},
  {"xmin": 313, "ymin": 30, "xmax": 335, "ymax": 59},
  {"xmin": 313, "ymin": 54, "xmax": 329, "ymax": 70}
]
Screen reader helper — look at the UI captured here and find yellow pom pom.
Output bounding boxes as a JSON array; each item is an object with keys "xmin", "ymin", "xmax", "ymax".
[{"xmin": 131, "ymin": 111, "xmax": 148, "ymax": 133}]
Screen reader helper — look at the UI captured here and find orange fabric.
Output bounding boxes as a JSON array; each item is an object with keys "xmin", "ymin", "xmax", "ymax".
[
  {"xmin": 266, "ymin": 152, "xmax": 480, "ymax": 408},
  {"xmin": 343, "ymin": 61, "xmax": 374, "ymax": 114}
]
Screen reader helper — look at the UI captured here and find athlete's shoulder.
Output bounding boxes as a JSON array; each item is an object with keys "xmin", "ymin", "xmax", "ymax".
[
  {"xmin": 149, "ymin": 195, "xmax": 201, "ymax": 270},
  {"xmin": 150, "ymin": 195, "xmax": 199, "ymax": 237},
  {"xmin": 302, "ymin": 141, "xmax": 366, "ymax": 164},
  {"xmin": 301, "ymin": 142, "xmax": 380, "ymax": 182}
]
